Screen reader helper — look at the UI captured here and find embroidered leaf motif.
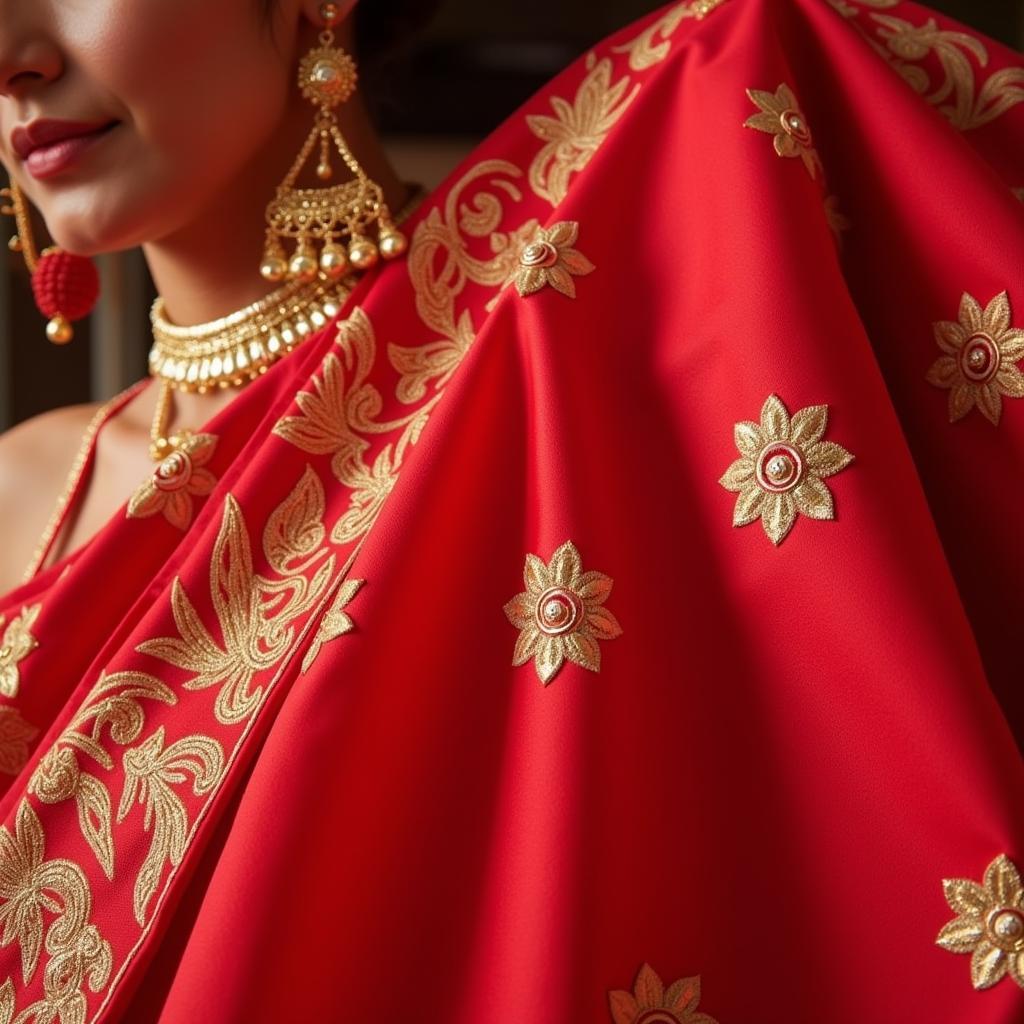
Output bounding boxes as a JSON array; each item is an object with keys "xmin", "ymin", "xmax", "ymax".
[
  {"xmin": 28, "ymin": 671, "xmax": 176, "ymax": 880},
  {"xmin": 301, "ymin": 578, "xmax": 365, "ymax": 674},
  {"xmin": 117, "ymin": 727, "xmax": 224, "ymax": 925},
  {"xmin": 138, "ymin": 480, "xmax": 335, "ymax": 725},
  {"xmin": 871, "ymin": 14, "xmax": 1024, "ymax": 130},
  {"xmin": 608, "ymin": 962, "xmax": 718, "ymax": 1023},
  {"xmin": 0, "ymin": 604, "xmax": 41, "ymax": 699},
  {"xmin": 527, "ymin": 55, "xmax": 639, "ymax": 205}
]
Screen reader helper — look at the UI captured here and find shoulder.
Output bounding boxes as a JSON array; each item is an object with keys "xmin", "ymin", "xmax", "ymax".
[
  {"xmin": 0, "ymin": 400, "xmax": 105, "ymax": 472},
  {"xmin": 0, "ymin": 401, "xmax": 105, "ymax": 590}
]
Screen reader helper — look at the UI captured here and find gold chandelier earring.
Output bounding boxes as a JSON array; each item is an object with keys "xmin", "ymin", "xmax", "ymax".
[{"xmin": 259, "ymin": 1, "xmax": 407, "ymax": 284}]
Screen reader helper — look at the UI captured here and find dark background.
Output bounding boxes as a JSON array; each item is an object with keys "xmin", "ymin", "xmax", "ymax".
[{"xmin": 2, "ymin": 0, "xmax": 1022, "ymax": 429}]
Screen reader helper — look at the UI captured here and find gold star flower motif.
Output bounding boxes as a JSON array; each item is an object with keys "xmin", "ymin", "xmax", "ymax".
[
  {"xmin": 514, "ymin": 221, "xmax": 595, "ymax": 299},
  {"xmin": 503, "ymin": 540, "xmax": 622, "ymax": 685},
  {"xmin": 719, "ymin": 394, "xmax": 855, "ymax": 546},
  {"xmin": 127, "ymin": 431, "xmax": 219, "ymax": 530},
  {"xmin": 925, "ymin": 291, "xmax": 1024, "ymax": 426},
  {"xmin": 608, "ymin": 963, "xmax": 719, "ymax": 1024},
  {"xmin": 937, "ymin": 853, "xmax": 1024, "ymax": 991},
  {"xmin": 744, "ymin": 84, "xmax": 823, "ymax": 179},
  {"xmin": 0, "ymin": 604, "xmax": 41, "ymax": 699}
]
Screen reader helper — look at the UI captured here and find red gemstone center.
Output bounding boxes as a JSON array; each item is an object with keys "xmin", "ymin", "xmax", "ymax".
[
  {"xmin": 154, "ymin": 450, "xmax": 193, "ymax": 492},
  {"xmin": 755, "ymin": 442, "xmax": 804, "ymax": 493},
  {"xmin": 987, "ymin": 907, "xmax": 1024, "ymax": 951},
  {"xmin": 779, "ymin": 109, "xmax": 812, "ymax": 147},
  {"xmin": 535, "ymin": 587, "xmax": 582, "ymax": 636},
  {"xmin": 520, "ymin": 241, "xmax": 559, "ymax": 269},
  {"xmin": 959, "ymin": 332, "xmax": 1000, "ymax": 383}
]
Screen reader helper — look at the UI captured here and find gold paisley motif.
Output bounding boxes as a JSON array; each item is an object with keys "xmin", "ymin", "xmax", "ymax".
[
  {"xmin": 275, "ymin": 310, "xmax": 437, "ymax": 546},
  {"xmin": 0, "ymin": 606, "xmax": 41, "ymax": 701},
  {"xmin": 527, "ymin": 54, "xmax": 639, "ymax": 206},
  {"xmin": 613, "ymin": 0, "xmax": 729, "ymax": 70},
  {"xmin": 869, "ymin": 13, "xmax": 1024, "ymax": 131},
  {"xmin": 116, "ymin": 727, "xmax": 224, "ymax": 925},
  {"xmin": 137, "ymin": 479, "xmax": 335, "ymax": 726},
  {"xmin": 0, "ymin": 800, "xmax": 111, "ymax": 1009},
  {"xmin": 27, "ymin": 671, "xmax": 176, "ymax": 880}
]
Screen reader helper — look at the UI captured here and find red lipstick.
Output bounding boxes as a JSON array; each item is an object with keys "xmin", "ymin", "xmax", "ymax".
[{"xmin": 10, "ymin": 119, "xmax": 119, "ymax": 180}]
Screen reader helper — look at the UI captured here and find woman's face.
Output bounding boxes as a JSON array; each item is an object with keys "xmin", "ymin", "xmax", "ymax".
[{"xmin": 0, "ymin": 0, "xmax": 308, "ymax": 255}]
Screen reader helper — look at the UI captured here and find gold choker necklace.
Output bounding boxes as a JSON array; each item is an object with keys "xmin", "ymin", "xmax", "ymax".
[
  {"xmin": 145, "ymin": 183, "xmax": 425, "ymax": 462},
  {"xmin": 147, "ymin": 275, "xmax": 353, "ymax": 460},
  {"xmin": 149, "ymin": 275, "xmax": 351, "ymax": 394}
]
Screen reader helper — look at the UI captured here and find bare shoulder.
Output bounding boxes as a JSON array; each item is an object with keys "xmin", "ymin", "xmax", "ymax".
[{"xmin": 0, "ymin": 401, "xmax": 105, "ymax": 592}]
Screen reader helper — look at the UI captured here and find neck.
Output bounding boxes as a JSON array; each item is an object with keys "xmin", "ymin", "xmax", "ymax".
[{"xmin": 142, "ymin": 93, "xmax": 407, "ymax": 328}]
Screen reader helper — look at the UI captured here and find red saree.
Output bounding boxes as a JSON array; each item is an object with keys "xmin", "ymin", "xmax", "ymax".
[{"xmin": 1, "ymin": 0, "xmax": 1023, "ymax": 1020}]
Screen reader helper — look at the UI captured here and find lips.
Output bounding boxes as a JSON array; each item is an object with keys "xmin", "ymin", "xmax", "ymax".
[
  {"xmin": 11, "ymin": 118, "xmax": 117, "ymax": 160},
  {"xmin": 10, "ymin": 118, "xmax": 119, "ymax": 180}
]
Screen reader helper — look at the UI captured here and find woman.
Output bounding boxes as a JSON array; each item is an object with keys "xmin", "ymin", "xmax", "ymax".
[{"xmin": 0, "ymin": 0, "xmax": 1022, "ymax": 1020}]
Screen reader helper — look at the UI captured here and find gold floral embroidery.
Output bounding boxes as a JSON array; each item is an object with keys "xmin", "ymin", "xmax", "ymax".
[
  {"xmin": 925, "ymin": 291, "xmax": 1024, "ymax": 425},
  {"xmin": 613, "ymin": 1, "xmax": 728, "ymax": 72},
  {"xmin": 138, "ymin": 473, "xmax": 336, "ymax": 725},
  {"xmin": 609, "ymin": 963, "xmax": 719, "ymax": 1024},
  {"xmin": 745, "ymin": 85, "xmax": 823, "ymax": 180},
  {"xmin": 527, "ymin": 54, "xmax": 639, "ymax": 206},
  {"xmin": 301, "ymin": 578, "xmax": 364, "ymax": 674},
  {"xmin": 127, "ymin": 432, "xmax": 219, "ymax": 530},
  {"xmin": 869, "ymin": 14, "xmax": 1024, "ymax": 131},
  {"xmin": 117, "ymin": 727, "xmax": 224, "ymax": 925},
  {"xmin": 503, "ymin": 540, "xmax": 622, "ymax": 685},
  {"xmin": 0, "ymin": 605, "xmax": 41, "ymax": 700},
  {"xmin": 275, "ymin": 311, "xmax": 438, "ymax": 546},
  {"xmin": 28, "ymin": 671, "xmax": 176, "ymax": 880},
  {"xmin": 719, "ymin": 394, "xmax": 855, "ymax": 546},
  {"xmin": 937, "ymin": 853, "xmax": 1024, "ymax": 990},
  {"xmin": 0, "ymin": 799, "xmax": 112, "ymax": 1000},
  {"xmin": 0, "ymin": 710, "xmax": 37, "ymax": 778},
  {"xmin": 514, "ymin": 221, "xmax": 595, "ymax": 299}
]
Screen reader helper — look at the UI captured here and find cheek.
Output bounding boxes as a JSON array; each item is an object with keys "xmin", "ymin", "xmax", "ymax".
[
  {"xmin": 40, "ymin": 0, "xmax": 292, "ymax": 252},
  {"xmin": 91, "ymin": 0, "xmax": 290, "ymax": 184}
]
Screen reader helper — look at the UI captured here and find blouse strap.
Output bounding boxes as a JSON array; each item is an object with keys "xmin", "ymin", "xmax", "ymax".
[{"xmin": 21, "ymin": 379, "xmax": 151, "ymax": 584}]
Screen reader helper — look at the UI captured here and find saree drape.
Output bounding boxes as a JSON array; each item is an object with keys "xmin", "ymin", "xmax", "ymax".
[{"xmin": 0, "ymin": 0, "xmax": 1023, "ymax": 1020}]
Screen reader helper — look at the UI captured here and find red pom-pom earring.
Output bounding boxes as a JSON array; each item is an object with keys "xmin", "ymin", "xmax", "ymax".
[{"xmin": 1, "ymin": 180, "xmax": 99, "ymax": 344}]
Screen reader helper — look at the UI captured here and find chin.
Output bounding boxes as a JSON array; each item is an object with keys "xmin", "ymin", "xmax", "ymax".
[{"xmin": 42, "ymin": 188, "xmax": 171, "ymax": 257}]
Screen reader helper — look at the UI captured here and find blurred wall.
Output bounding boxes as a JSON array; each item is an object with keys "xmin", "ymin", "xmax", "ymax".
[{"xmin": 2, "ymin": 0, "xmax": 1022, "ymax": 430}]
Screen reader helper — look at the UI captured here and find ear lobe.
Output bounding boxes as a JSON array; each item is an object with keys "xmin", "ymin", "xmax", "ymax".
[{"xmin": 302, "ymin": 0, "xmax": 359, "ymax": 27}]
